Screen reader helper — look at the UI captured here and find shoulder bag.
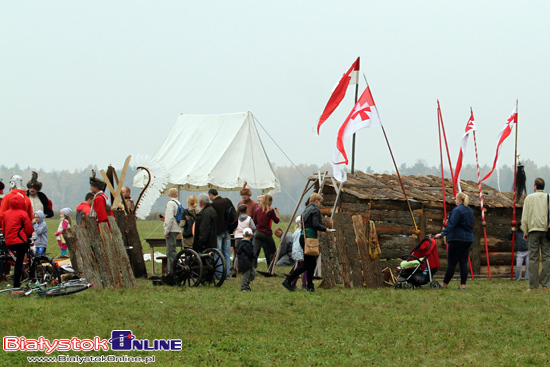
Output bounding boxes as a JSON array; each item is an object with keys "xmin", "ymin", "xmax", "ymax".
[
  {"xmin": 302, "ymin": 210, "xmax": 320, "ymax": 257},
  {"xmin": 546, "ymin": 194, "xmax": 550, "ymax": 241}
]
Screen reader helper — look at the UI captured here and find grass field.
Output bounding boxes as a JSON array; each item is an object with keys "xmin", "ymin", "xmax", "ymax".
[{"xmin": 2, "ymin": 220, "xmax": 549, "ymax": 366}]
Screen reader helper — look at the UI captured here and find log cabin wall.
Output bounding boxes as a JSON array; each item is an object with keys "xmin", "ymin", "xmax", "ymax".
[{"xmin": 319, "ymin": 172, "xmax": 522, "ymax": 278}]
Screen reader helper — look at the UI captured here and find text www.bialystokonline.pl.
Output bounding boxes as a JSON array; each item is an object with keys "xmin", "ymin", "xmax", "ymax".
[{"xmin": 27, "ymin": 355, "xmax": 155, "ymax": 364}]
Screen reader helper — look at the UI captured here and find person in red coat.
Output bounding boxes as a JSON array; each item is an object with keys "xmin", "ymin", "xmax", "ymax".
[
  {"xmin": 1, "ymin": 193, "xmax": 33, "ymax": 287},
  {"xmin": 88, "ymin": 173, "xmax": 113, "ymax": 227},
  {"xmin": 0, "ymin": 175, "xmax": 33, "ymax": 227}
]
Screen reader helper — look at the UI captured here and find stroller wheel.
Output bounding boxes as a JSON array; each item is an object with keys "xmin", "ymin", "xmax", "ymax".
[
  {"xmin": 430, "ymin": 281, "xmax": 441, "ymax": 289},
  {"xmin": 404, "ymin": 283, "xmax": 414, "ymax": 290},
  {"xmin": 394, "ymin": 282, "xmax": 402, "ymax": 289}
]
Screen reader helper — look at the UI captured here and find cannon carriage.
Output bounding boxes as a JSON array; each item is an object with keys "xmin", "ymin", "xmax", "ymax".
[{"xmin": 172, "ymin": 248, "xmax": 227, "ymax": 287}]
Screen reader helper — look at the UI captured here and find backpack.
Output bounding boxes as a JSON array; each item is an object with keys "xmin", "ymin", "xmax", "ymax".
[
  {"xmin": 172, "ymin": 200, "xmax": 185, "ymax": 223},
  {"xmin": 182, "ymin": 209, "xmax": 196, "ymax": 238},
  {"xmin": 224, "ymin": 198, "xmax": 238, "ymax": 233}
]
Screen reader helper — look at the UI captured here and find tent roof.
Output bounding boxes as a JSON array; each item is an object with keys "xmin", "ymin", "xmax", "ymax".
[{"xmin": 136, "ymin": 111, "xmax": 280, "ymax": 194}]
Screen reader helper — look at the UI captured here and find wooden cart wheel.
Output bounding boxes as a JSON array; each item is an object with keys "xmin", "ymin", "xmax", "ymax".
[
  {"xmin": 201, "ymin": 248, "xmax": 226, "ymax": 287},
  {"xmin": 174, "ymin": 249, "xmax": 203, "ymax": 287}
]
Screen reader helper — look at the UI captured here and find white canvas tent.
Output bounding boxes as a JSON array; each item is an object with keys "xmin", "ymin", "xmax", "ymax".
[{"xmin": 134, "ymin": 112, "xmax": 280, "ymax": 195}]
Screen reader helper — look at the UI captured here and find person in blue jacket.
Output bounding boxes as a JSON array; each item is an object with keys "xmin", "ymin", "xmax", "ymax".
[{"xmin": 435, "ymin": 192, "xmax": 474, "ymax": 289}]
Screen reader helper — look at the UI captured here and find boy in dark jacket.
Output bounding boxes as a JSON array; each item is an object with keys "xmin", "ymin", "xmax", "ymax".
[
  {"xmin": 237, "ymin": 228, "xmax": 256, "ymax": 292},
  {"xmin": 509, "ymin": 222, "xmax": 529, "ymax": 281},
  {"xmin": 1, "ymin": 194, "xmax": 33, "ymax": 287}
]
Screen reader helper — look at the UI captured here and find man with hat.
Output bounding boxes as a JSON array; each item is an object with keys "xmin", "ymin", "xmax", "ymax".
[
  {"xmin": 89, "ymin": 172, "xmax": 113, "ymax": 226},
  {"xmin": 238, "ymin": 187, "xmax": 258, "ymax": 218},
  {"xmin": 0, "ymin": 175, "xmax": 33, "ymax": 227},
  {"xmin": 26, "ymin": 171, "xmax": 54, "ymax": 218}
]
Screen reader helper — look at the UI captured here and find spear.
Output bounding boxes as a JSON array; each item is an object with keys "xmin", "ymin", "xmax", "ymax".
[
  {"xmin": 472, "ymin": 107, "xmax": 491, "ymax": 279},
  {"xmin": 510, "ymin": 100, "xmax": 519, "ymax": 280}
]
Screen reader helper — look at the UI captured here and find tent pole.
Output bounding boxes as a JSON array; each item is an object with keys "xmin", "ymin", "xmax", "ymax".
[{"xmin": 268, "ymin": 178, "xmax": 316, "ymax": 275}]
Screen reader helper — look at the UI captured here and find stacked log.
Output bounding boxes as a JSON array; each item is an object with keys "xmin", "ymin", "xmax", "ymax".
[
  {"xmin": 322, "ymin": 191, "xmax": 520, "ymax": 277},
  {"xmin": 64, "ymin": 216, "xmax": 137, "ymax": 288}
]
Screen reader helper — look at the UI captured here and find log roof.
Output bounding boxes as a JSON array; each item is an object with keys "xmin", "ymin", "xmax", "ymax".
[{"xmin": 325, "ymin": 172, "xmax": 520, "ymax": 209}]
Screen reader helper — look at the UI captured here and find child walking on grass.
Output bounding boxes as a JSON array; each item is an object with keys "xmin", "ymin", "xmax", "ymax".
[
  {"xmin": 32, "ymin": 210, "xmax": 48, "ymax": 255},
  {"xmin": 509, "ymin": 222, "xmax": 529, "ymax": 281},
  {"xmin": 55, "ymin": 208, "xmax": 72, "ymax": 256},
  {"xmin": 237, "ymin": 228, "xmax": 256, "ymax": 292}
]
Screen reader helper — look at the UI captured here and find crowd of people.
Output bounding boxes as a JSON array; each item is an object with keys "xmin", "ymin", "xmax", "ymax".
[
  {"xmin": 4, "ymin": 171, "xmax": 548, "ymax": 293},
  {"xmin": 161, "ymin": 186, "xmax": 329, "ymax": 292},
  {"xmin": 0, "ymin": 172, "xmax": 117, "ymax": 286}
]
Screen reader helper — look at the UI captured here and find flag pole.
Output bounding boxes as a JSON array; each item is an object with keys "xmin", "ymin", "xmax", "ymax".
[
  {"xmin": 472, "ymin": 109, "xmax": 491, "ymax": 279},
  {"xmin": 362, "ymin": 75, "xmax": 418, "ymax": 233},
  {"xmin": 438, "ymin": 102, "xmax": 448, "ymax": 228},
  {"xmin": 510, "ymin": 100, "xmax": 519, "ymax": 280},
  {"xmin": 359, "ymin": 75, "xmax": 418, "ymax": 232},
  {"xmin": 438, "ymin": 101, "xmax": 455, "ymax": 196},
  {"xmin": 351, "ymin": 82, "xmax": 359, "ymax": 174}
]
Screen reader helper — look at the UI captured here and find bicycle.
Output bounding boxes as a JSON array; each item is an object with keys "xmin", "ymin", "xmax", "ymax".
[
  {"xmin": 0, "ymin": 229, "xmax": 61, "ymax": 287},
  {"xmin": 0, "ymin": 278, "xmax": 92, "ymax": 297}
]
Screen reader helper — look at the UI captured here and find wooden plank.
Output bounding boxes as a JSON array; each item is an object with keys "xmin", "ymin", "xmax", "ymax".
[
  {"xmin": 109, "ymin": 217, "xmax": 137, "ymax": 288},
  {"xmin": 113, "ymin": 210, "xmax": 148, "ymax": 278},
  {"xmin": 349, "ymin": 215, "xmax": 365, "ymax": 287},
  {"xmin": 333, "ymin": 213, "xmax": 352, "ymax": 288},
  {"xmin": 319, "ymin": 229, "xmax": 338, "ymax": 289},
  {"xmin": 111, "ymin": 155, "xmax": 132, "ymax": 209}
]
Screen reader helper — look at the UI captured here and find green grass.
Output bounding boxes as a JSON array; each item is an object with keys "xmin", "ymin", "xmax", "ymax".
[
  {"xmin": 4, "ymin": 220, "xmax": 546, "ymax": 366},
  {"xmin": 1, "ymin": 277, "xmax": 548, "ymax": 366}
]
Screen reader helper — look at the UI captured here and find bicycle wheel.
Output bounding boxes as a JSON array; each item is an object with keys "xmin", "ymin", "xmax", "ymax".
[
  {"xmin": 0, "ymin": 287, "xmax": 26, "ymax": 297},
  {"xmin": 44, "ymin": 283, "xmax": 90, "ymax": 297},
  {"xmin": 30, "ymin": 256, "xmax": 61, "ymax": 286}
]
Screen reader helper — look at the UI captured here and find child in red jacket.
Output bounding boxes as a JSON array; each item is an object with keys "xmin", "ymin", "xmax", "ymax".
[{"xmin": 1, "ymin": 193, "xmax": 33, "ymax": 287}]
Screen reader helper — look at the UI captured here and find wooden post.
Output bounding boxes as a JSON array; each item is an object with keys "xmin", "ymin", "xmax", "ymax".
[
  {"xmin": 112, "ymin": 210, "xmax": 148, "ymax": 278},
  {"xmin": 64, "ymin": 216, "xmax": 136, "ymax": 288}
]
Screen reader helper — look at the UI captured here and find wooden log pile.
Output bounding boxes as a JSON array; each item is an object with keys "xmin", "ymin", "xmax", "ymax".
[
  {"xmin": 64, "ymin": 216, "xmax": 137, "ymax": 289},
  {"xmin": 319, "ymin": 213, "xmax": 383, "ymax": 288}
]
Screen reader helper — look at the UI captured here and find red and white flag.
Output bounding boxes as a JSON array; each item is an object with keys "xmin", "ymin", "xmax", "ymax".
[
  {"xmin": 333, "ymin": 85, "xmax": 381, "ymax": 182},
  {"xmin": 453, "ymin": 109, "xmax": 477, "ymax": 194},
  {"xmin": 480, "ymin": 106, "xmax": 518, "ymax": 186},
  {"xmin": 316, "ymin": 57, "xmax": 360, "ymax": 134}
]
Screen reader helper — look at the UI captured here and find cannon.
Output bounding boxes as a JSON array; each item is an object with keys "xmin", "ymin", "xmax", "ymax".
[{"xmin": 172, "ymin": 248, "xmax": 227, "ymax": 287}]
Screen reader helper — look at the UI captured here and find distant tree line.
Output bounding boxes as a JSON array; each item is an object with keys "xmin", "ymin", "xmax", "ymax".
[{"xmin": 0, "ymin": 159, "xmax": 544, "ymax": 217}]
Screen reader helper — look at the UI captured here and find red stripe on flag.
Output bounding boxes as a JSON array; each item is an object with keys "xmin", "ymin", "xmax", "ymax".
[{"xmin": 317, "ymin": 57, "xmax": 360, "ymax": 134}]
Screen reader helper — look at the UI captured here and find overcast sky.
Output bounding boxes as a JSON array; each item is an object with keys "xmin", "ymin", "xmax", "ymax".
[{"xmin": 1, "ymin": 1, "xmax": 548, "ymax": 178}]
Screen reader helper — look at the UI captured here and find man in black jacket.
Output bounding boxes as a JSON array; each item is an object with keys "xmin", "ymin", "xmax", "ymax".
[
  {"xmin": 193, "ymin": 193, "xmax": 217, "ymax": 253},
  {"xmin": 208, "ymin": 188, "xmax": 231, "ymax": 279}
]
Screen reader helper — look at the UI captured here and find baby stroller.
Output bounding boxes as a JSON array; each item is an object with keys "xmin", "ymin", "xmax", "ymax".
[{"xmin": 394, "ymin": 237, "xmax": 440, "ymax": 290}]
